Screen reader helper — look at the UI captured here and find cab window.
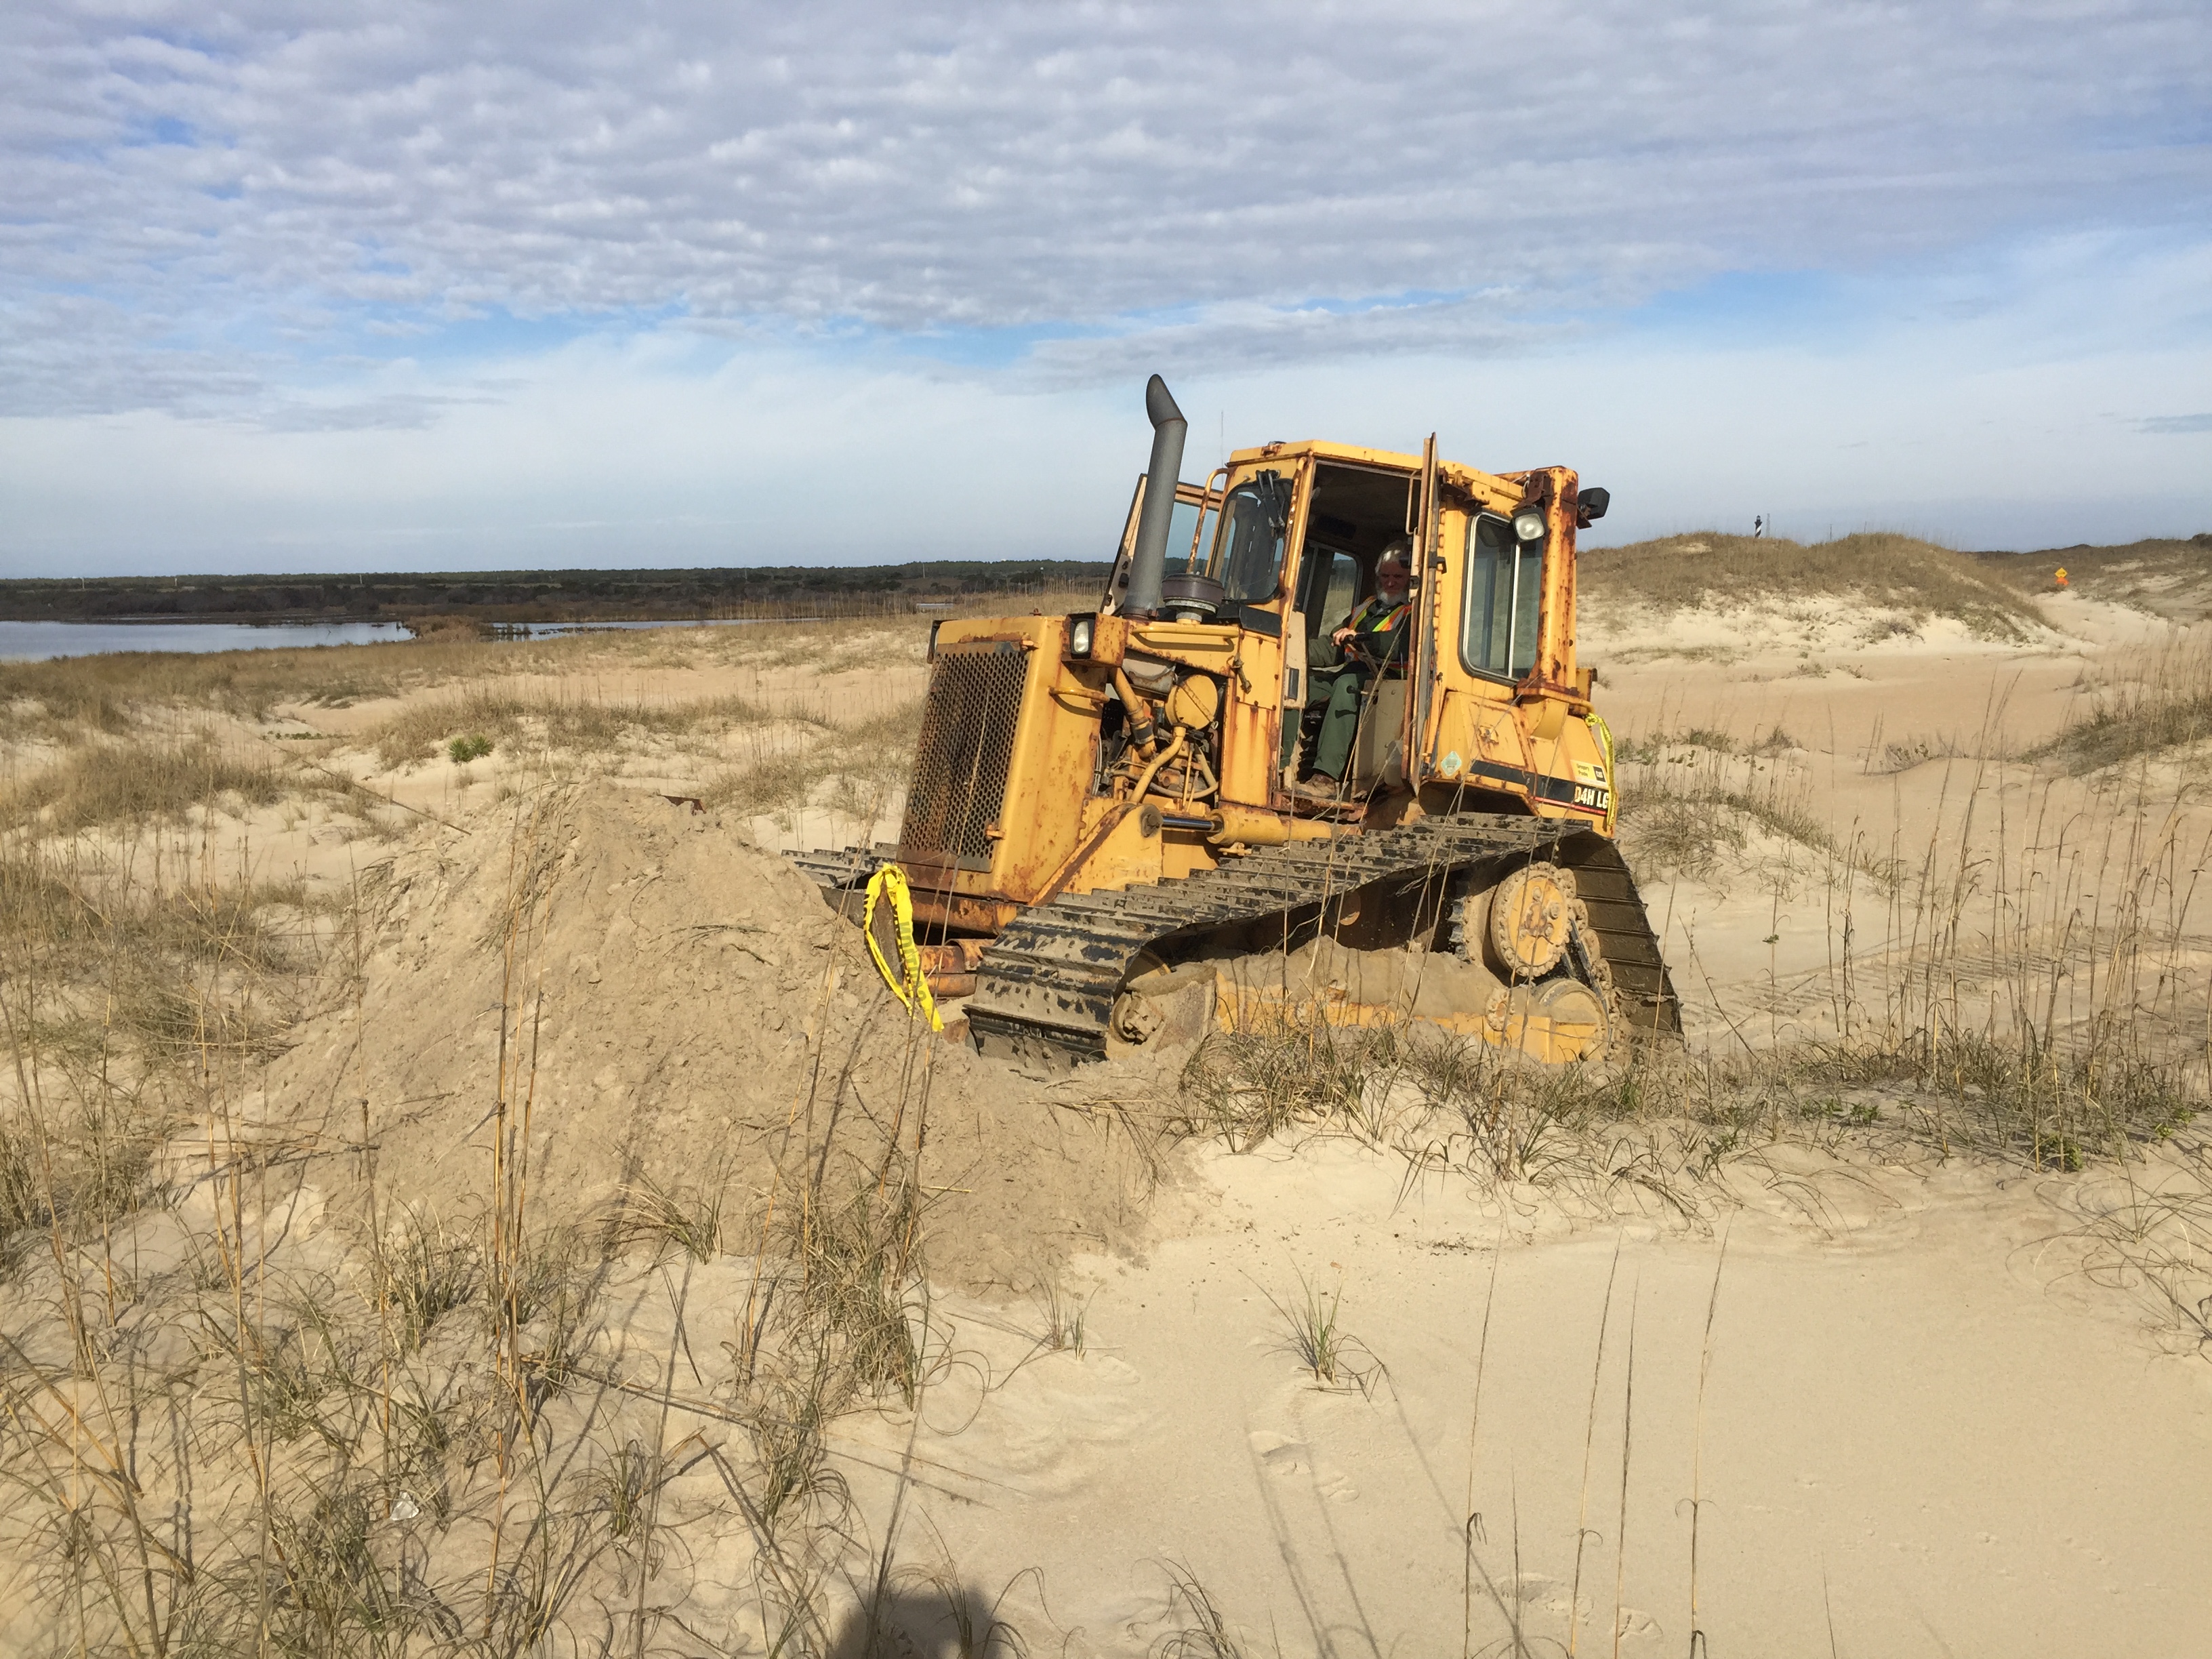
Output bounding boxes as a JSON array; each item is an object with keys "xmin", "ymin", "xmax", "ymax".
[
  {"xmin": 1109, "ymin": 478, "xmax": 1221, "ymax": 608},
  {"xmin": 1320, "ymin": 552, "xmax": 1361, "ymax": 634},
  {"xmin": 1212, "ymin": 472, "xmax": 1293, "ymax": 604},
  {"xmin": 1462, "ymin": 513, "xmax": 1542, "ymax": 680},
  {"xmin": 1298, "ymin": 547, "xmax": 1361, "ymax": 634},
  {"xmin": 1173, "ymin": 495, "xmax": 1218, "ymax": 573}
]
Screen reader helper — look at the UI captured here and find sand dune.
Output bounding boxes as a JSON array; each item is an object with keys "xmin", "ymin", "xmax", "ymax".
[{"xmin": 2, "ymin": 554, "xmax": 2209, "ymax": 1654}]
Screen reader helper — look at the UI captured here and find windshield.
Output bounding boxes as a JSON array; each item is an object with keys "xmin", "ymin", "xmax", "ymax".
[
  {"xmin": 1210, "ymin": 473, "xmax": 1292, "ymax": 605},
  {"xmin": 1462, "ymin": 512, "xmax": 1542, "ymax": 680}
]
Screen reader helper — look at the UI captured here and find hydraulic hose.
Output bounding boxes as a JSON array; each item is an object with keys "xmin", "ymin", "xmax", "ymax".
[
  {"xmin": 1128, "ymin": 725, "xmax": 1188, "ymax": 802},
  {"xmin": 1112, "ymin": 665, "xmax": 1160, "ymax": 753}
]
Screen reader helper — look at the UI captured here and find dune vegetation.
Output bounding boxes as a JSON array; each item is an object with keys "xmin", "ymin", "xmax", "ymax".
[
  {"xmin": 1578, "ymin": 529, "xmax": 2048, "ymax": 638},
  {"xmin": 1, "ymin": 560, "xmax": 2209, "ymax": 1653}
]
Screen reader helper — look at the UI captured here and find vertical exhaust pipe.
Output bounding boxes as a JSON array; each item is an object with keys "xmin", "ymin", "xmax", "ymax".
[{"xmin": 1122, "ymin": 373, "xmax": 1187, "ymax": 617}]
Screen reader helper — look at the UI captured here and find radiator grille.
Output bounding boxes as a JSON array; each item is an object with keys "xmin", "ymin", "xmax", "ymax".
[{"xmin": 899, "ymin": 647, "xmax": 1029, "ymax": 865}]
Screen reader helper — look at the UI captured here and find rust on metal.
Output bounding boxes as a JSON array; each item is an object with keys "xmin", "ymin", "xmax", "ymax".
[{"xmin": 791, "ymin": 410, "xmax": 1671, "ymax": 1065}]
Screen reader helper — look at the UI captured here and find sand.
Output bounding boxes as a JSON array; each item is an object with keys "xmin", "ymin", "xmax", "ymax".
[
  {"xmin": 251, "ymin": 782, "xmax": 1162, "ymax": 1293},
  {"xmin": 834, "ymin": 1141, "xmax": 2212, "ymax": 1654},
  {"xmin": 5, "ymin": 576, "xmax": 2211, "ymax": 1654}
]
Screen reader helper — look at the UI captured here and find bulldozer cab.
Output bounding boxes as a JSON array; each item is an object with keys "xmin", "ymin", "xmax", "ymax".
[{"xmin": 1105, "ymin": 440, "xmax": 1595, "ymax": 804}]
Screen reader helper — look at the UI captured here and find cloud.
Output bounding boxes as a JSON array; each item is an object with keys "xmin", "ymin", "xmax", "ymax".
[
  {"xmin": 1015, "ymin": 291, "xmax": 1580, "ymax": 388},
  {"xmin": 255, "ymin": 390, "xmax": 497, "ymax": 431},
  {"xmin": 3, "ymin": 2, "xmax": 2209, "ymax": 569},
  {"xmin": 3, "ymin": 0, "xmax": 2209, "ymax": 417},
  {"xmin": 7, "ymin": 289, "xmax": 2211, "ymax": 578}
]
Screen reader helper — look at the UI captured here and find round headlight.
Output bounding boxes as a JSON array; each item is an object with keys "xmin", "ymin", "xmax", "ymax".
[
  {"xmin": 1513, "ymin": 508, "xmax": 1548, "ymax": 544},
  {"xmin": 1069, "ymin": 616, "xmax": 1094, "ymax": 656}
]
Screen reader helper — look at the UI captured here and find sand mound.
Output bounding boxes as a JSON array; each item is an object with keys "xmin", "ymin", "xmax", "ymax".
[{"xmin": 260, "ymin": 782, "xmax": 1159, "ymax": 1290}]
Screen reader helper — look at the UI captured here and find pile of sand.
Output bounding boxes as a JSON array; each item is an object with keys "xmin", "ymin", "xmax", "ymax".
[{"xmin": 258, "ymin": 783, "xmax": 1162, "ymax": 1290}]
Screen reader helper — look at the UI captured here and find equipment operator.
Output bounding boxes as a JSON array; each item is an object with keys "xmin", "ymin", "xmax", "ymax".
[{"xmin": 1296, "ymin": 540, "xmax": 1414, "ymax": 800}]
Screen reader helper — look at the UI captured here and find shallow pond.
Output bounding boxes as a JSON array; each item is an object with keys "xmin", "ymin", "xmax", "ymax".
[{"xmin": 0, "ymin": 616, "xmax": 763, "ymax": 662}]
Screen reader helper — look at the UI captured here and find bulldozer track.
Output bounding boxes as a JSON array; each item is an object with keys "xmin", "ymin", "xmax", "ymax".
[
  {"xmin": 787, "ymin": 845, "xmax": 883, "ymax": 917},
  {"xmin": 792, "ymin": 813, "xmax": 1680, "ymax": 1068}
]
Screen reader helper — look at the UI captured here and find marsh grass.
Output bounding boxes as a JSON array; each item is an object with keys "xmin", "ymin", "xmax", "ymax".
[
  {"xmin": 1153, "ymin": 1566, "xmax": 1248, "ymax": 1659},
  {"xmin": 2062, "ymin": 1146, "xmax": 2212, "ymax": 1355},
  {"xmin": 2039, "ymin": 626, "xmax": 2212, "ymax": 774},
  {"xmin": 371, "ymin": 1204, "xmax": 484, "ymax": 1351},
  {"xmin": 0, "ymin": 838, "xmax": 352, "ymax": 1274},
  {"xmin": 1, "ymin": 612, "xmax": 939, "ymax": 859},
  {"xmin": 370, "ymin": 684, "xmax": 778, "ymax": 769},
  {"xmin": 0, "ymin": 780, "xmax": 975, "ymax": 1658},
  {"xmin": 1261, "ymin": 1268, "xmax": 1387, "ymax": 1397},
  {"xmin": 0, "ymin": 614, "xmax": 943, "ymax": 852},
  {"xmin": 0, "ymin": 611, "xmax": 934, "ymax": 743},
  {"xmin": 1033, "ymin": 1282, "xmax": 1092, "ymax": 1357},
  {"xmin": 1, "ymin": 735, "xmax": 380, "ymax": 838},
  {"xmin": 590, "ymin": 1439, "xmax": 669, "ymax": 1543},
  {"xmin": 0, "ymin": 841, "xmax": 342, "ymax": 1071},
  {"xmin": 1176, "ymin": 1006, "xmax": 1397, "ymax": 1151},
  {"xmin": 607, "ymin": 1169, "xmax": 727, "ymax": 1263},
  {"xmin": 0, "ymin": 631, "xmax": 596, "ymax": 743},
  {"xmin": 1580, "ymin": 530, "xmax": 2044, "ymax": 640},
  {"xmin": 7, "ymin": 592, "xmax": 2209, "ymax": 1653},
  {"xmin": 699, "ymin": 692, "xmax": 927, "ymax": 823},
  {"xmin": 865, "ymin": 1563, "xmax": 1035, "ymax": 1658},
  {"xmin": 354, "ymin": 670, "xmax": 924, "ymax": 830},
  {"xmin": 1180, "ymin": 720, "xmax": 2212, "ymax": 1193},
  {"xmin": 788, "ymin": 1178, "xmax": 926, "ymax": 1403},
  {"xmin": 1612, "ymin": 733, "xmax": 1836, "ymax": 883},
  {"xmin": 1978, "ymin": 534, "xmax": 2212, "ymax": 616},
  {"xmin": 1183, "ymin": 1007, "xmax": 2205, "ymax": 1206}
]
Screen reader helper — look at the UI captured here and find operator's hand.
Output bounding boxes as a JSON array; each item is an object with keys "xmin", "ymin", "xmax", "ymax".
[{"xmin": 1330, "ymin": 624, "xmax": 1355, "ymax": 648}]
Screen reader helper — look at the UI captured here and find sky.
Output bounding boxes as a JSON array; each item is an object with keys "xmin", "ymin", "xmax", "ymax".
[{"xmin": 3, "ymin": 1, "xmax": 2209, "ymax": 576}]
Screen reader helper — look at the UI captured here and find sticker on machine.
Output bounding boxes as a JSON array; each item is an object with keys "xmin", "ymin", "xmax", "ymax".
[{"xmin": 1572, "ymin": 760, "xmax": 1608, "ymax": 785}]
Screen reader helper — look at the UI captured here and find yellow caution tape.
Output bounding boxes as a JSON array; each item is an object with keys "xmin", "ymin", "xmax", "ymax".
[
  {"xmin": 862, "ymin": 863, "xmax": 942, "ymax": 1032},
  {"xmin": 1585, "ymin": 712, "xmax": 1619, "ymax": 837}
]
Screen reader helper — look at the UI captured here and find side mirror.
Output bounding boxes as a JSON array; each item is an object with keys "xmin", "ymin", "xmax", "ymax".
[{"xmin": 1576, "ymin": 487, "xmax": 1611, "ymax": 527}]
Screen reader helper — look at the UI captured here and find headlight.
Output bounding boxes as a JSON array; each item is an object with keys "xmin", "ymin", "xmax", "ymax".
[
  {"xmin": 1513, "ymin": 508, "xmax": 1548, "ymax": 544},
  {"xmin": 1069, "ymin": 615, "xmax": 1095, "ymax": 657}
]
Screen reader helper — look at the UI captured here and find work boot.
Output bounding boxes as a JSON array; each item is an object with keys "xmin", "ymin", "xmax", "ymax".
[{"xmin": 1292, "ymin": 773, "xmax": 1342, "ymax": 804}]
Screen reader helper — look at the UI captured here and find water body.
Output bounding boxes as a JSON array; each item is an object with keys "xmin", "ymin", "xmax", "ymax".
[
  {"xmin": 518, "ymin": 618, "xmax": 771, "ymax": 637},
  {"xmin": 0, "ymin": 619, "xmax": 411, "ymax": 663},
  {"xmin": 0, "ymin": 616, "xmax": 764, "ymax": 663}
]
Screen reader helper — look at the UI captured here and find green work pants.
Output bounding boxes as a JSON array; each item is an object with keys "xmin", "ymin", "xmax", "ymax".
[{"xmin": 1309, "ymin": 664, "xmax": 1372, "ymax": 781}]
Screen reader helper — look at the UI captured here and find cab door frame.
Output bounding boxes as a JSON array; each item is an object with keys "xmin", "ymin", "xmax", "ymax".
[
  {"xmin": 1206, "ymin": 453, "xmax": 1314, "ymax": 807},
  {"xmin": 1406, "ymin": 433, "xmax": 1442, "ymax": 790}
]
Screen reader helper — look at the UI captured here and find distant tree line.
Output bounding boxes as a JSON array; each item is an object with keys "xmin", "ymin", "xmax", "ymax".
[{"xmin": 0, "ymin": 560, "xmax": 1115, "ymax": 624}]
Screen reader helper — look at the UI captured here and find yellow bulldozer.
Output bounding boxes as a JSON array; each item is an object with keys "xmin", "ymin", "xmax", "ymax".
[{"xmin": 796, "ymin": 375, "xmax": 1679, "ymax": 1067}]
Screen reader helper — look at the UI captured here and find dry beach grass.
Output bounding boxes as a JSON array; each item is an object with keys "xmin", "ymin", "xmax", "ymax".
[{"xmin": 2, "ymin": 548, "xmax": 2210, "ymax": 1653}]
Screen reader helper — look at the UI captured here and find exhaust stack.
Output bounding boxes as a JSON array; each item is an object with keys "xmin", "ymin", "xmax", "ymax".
[{"xmin": 1122, "ymin": 373, "xmax": 1187, "ymax": 617}]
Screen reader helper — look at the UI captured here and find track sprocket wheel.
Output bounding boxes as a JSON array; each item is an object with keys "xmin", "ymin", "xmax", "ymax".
[{"xmin": 1486, "ymin": 863, "xmax": 1577, "ymax": 980}]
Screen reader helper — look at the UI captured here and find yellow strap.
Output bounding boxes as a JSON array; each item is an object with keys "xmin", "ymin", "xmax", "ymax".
[
  {"xmin": 861, "ymin": 864, "xmax": 943, "ymax": 1032},
  {"xmin": 1585, "ymin": 712, "xmax": 1618, "ymax": 836}
]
